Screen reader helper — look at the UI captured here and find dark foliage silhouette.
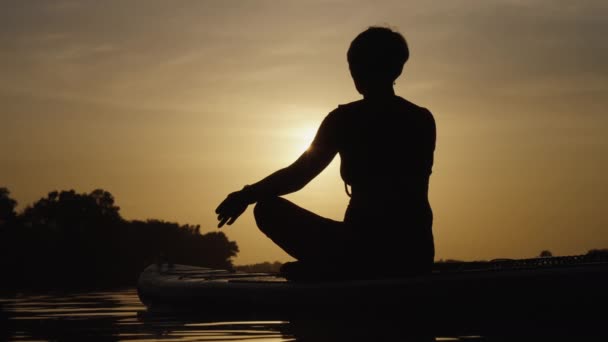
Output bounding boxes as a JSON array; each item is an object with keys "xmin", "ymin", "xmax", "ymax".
[
  {"xmin": 0, "ymin": 188, "xmax": 238, "ymax": 291},
  {"xmin": 234, "ymin": 261, "xmax": 283, "ymax": 274},
  {"xmin": 215, "ymin": 26, "xmax": 435, "ymax": 279},
  {"xmin": 0, "ymin": 187, "xmax": 17, "ymax": 226}
]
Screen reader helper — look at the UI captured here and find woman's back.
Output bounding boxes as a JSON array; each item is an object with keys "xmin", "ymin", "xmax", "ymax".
[
  {"xmin": 328, "ymin": 95, "xmax": 436, "ymax": 267},
  {"xmin": 335, "ymin": 96, "xmax": 435, "ymax": 196},
  {"xmin": 323, "ymin": 96, "xmax": 434, "ymax": 207}
]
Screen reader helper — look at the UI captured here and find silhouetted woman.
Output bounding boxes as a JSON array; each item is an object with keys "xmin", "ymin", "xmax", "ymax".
[{"xmin": 216, "ymin": 27, "xmax": 436, "ymax": 277}]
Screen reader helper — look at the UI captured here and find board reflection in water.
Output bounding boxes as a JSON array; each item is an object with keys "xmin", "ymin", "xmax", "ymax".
[
  {"xmin": 1, "ymin": 289, "xmax": 435, "ymax": 341},
  {"xmin": 2, "ymin": 289, "xmax": 606, "ymax": 341}
]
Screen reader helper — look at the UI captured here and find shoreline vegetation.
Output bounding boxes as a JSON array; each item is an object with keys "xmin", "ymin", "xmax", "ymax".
[
  {"xmin": 234, "ymin": 261, "xmax": 284, "ymax": 274},
  {"xmin": 0, "ymin": 188, "xmax": 238, "ymax": 292},
  {"xmin": 1, "ymin": 188, "xmax": 606, "ymax": 293}
]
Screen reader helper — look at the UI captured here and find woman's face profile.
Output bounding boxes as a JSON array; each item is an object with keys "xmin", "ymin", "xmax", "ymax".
[{"xmin": 349, "ymin": 67, "xmax": 366, "ymax": 95}]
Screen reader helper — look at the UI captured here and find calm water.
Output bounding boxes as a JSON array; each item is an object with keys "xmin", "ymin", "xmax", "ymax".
[{"xmin": 0, "ymin": 289, "xmax": 601, "ymax": 341}]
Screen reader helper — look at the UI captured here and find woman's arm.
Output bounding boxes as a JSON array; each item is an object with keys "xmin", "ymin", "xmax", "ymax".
[
  {"xmin": 244, "ymin": 142, "xmax": 337, "ymax": 200},
  {"xmin": 215, "ymin": 112, "xmax": 339, "ymax": 227}
]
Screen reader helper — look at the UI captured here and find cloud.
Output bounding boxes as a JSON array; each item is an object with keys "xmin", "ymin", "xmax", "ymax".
[{"xmin": 1, "ymin": 1, "xmax": 607, "ymax": 114}]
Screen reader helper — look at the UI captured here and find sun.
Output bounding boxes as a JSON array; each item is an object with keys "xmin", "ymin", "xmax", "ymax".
[{"xmin": 292, "ymin": 124, "xmax": 318, "ymax": 154}]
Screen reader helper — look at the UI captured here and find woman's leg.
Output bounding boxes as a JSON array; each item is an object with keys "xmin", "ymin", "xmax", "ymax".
[{"xmin": 254, "ymin": 197, "xmax": 349, "ymax": 263}]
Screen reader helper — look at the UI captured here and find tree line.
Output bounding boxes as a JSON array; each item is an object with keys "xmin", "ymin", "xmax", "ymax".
[
  {"xmin": 0, "ymin": 188, "xmax": 238, "ymax": 291},
  {"xmin": 235, "ymin": 261, "xmax": 284, "ymax": 273}
]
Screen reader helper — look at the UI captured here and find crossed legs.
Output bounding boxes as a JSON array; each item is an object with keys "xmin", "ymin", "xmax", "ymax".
[{"xmin": 253, "ymin": 197, "xmax": 352, "ymax": 264}]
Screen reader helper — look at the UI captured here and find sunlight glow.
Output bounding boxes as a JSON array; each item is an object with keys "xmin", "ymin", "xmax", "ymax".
[{"xmin": 291, "ymin": 124, "xmax": 318, "ymax": 155}]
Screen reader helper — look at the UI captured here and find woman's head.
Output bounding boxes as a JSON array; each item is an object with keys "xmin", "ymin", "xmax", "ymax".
[{"xmin": 347, "ymin": 27, "xmax": 409, "ymax": 95}]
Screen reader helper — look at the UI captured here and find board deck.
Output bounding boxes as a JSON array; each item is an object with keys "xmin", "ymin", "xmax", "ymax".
[{"xmin": 137, "ymin": 254, "xmax": 608, "ymax": 331}]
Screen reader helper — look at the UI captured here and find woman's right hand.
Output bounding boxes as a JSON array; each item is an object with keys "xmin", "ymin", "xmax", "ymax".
[{"xmin": 215, "ymin": 188, "xmax": 252, "ymax": 228}]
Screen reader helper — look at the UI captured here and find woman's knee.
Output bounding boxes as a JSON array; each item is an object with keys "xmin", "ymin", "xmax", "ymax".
[{"xmin": 253, "ymin": 197, "xmax": 287, "ymax": 234}]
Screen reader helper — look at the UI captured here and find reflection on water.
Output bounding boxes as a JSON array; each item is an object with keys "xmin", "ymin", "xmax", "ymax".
[
  {"xmin": 1, "ymin": 289, "xmax": 603, "ymax": 341},
  {"xmin": 1, "ymin": 289, "xmax": 290, "ymax": 341}
]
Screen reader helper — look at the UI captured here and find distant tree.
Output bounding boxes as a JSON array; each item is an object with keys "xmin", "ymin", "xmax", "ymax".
[
  {"xmin": 235, "ymin": 261, "xmax": 283, "ymax": 273},
  {"xmin": 120, "ymin": 219, "xmax": 239, "ymax": 275},
  {"xmin": 586, "ymin": 249, "xmax": 608, "ymax": 261},
  {"xmin": 0, "ymin": 187, "xmax": 17, "ymax": 226},
  {"xmin": 21, "ymin": 189, "xmax": 123, "ymax": 229},
  {"xmin": 90, "ymin": 189, "xmax": 121, "ymax": 221},
  {"xmin": 539, "ymin": 250, "xmax": 553, "ymax": 258}
]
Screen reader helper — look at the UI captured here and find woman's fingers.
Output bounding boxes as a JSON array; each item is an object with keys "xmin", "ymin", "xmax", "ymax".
[
  {"xmin": 218, "ymin": 216, "xmax": 229, "ymax": 228},
  {"xmin": 216, "ymin": 197, "xmax": 231, "ymax": 214},
  {"xmin": 215, "ymin": 201, "xmax": 225, "ymax": 214},
  {"xmin": 226, "ymin": 216, "xmax": 237, "ymax": 226}
]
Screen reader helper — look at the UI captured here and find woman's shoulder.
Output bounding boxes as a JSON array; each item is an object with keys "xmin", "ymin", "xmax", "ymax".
[
  {"xmin": 321, "ymin": 99, "xmax": 366, "ymax": 124},
  {"xmin": 337, "ymin": 98, "xmax": 366, "ymax": 109},
  {"xmin": 395, "ymin": 97, "xmax": 435, "ymax": 124},
  {"xmin": 333, "ymin": 99, "xmax": 366, "ymax": 116},
  {"xmin": 396, "ymin": 96, "xmax": 432, "ymax": 113}
]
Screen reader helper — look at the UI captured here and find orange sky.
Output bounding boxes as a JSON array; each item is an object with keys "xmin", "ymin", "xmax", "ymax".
[{"xmin": 1, "ymin": 1, "xmax": 607, "ymax": 264}]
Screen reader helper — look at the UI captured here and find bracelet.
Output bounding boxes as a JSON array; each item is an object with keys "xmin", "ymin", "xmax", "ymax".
[{"xmin": 241, "ymin": 185, "xmax": 256, "ymax": 204}]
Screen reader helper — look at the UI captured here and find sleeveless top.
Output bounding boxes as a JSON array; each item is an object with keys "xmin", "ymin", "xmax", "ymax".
[{"xmin": 315, "ymin": 95, "xmax": 436, "ymax": 265}]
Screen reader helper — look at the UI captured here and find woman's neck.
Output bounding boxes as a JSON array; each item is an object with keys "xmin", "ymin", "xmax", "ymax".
[{"xmin": 362, "ymin": 85, "xmax": 395, "ymax": 100}]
